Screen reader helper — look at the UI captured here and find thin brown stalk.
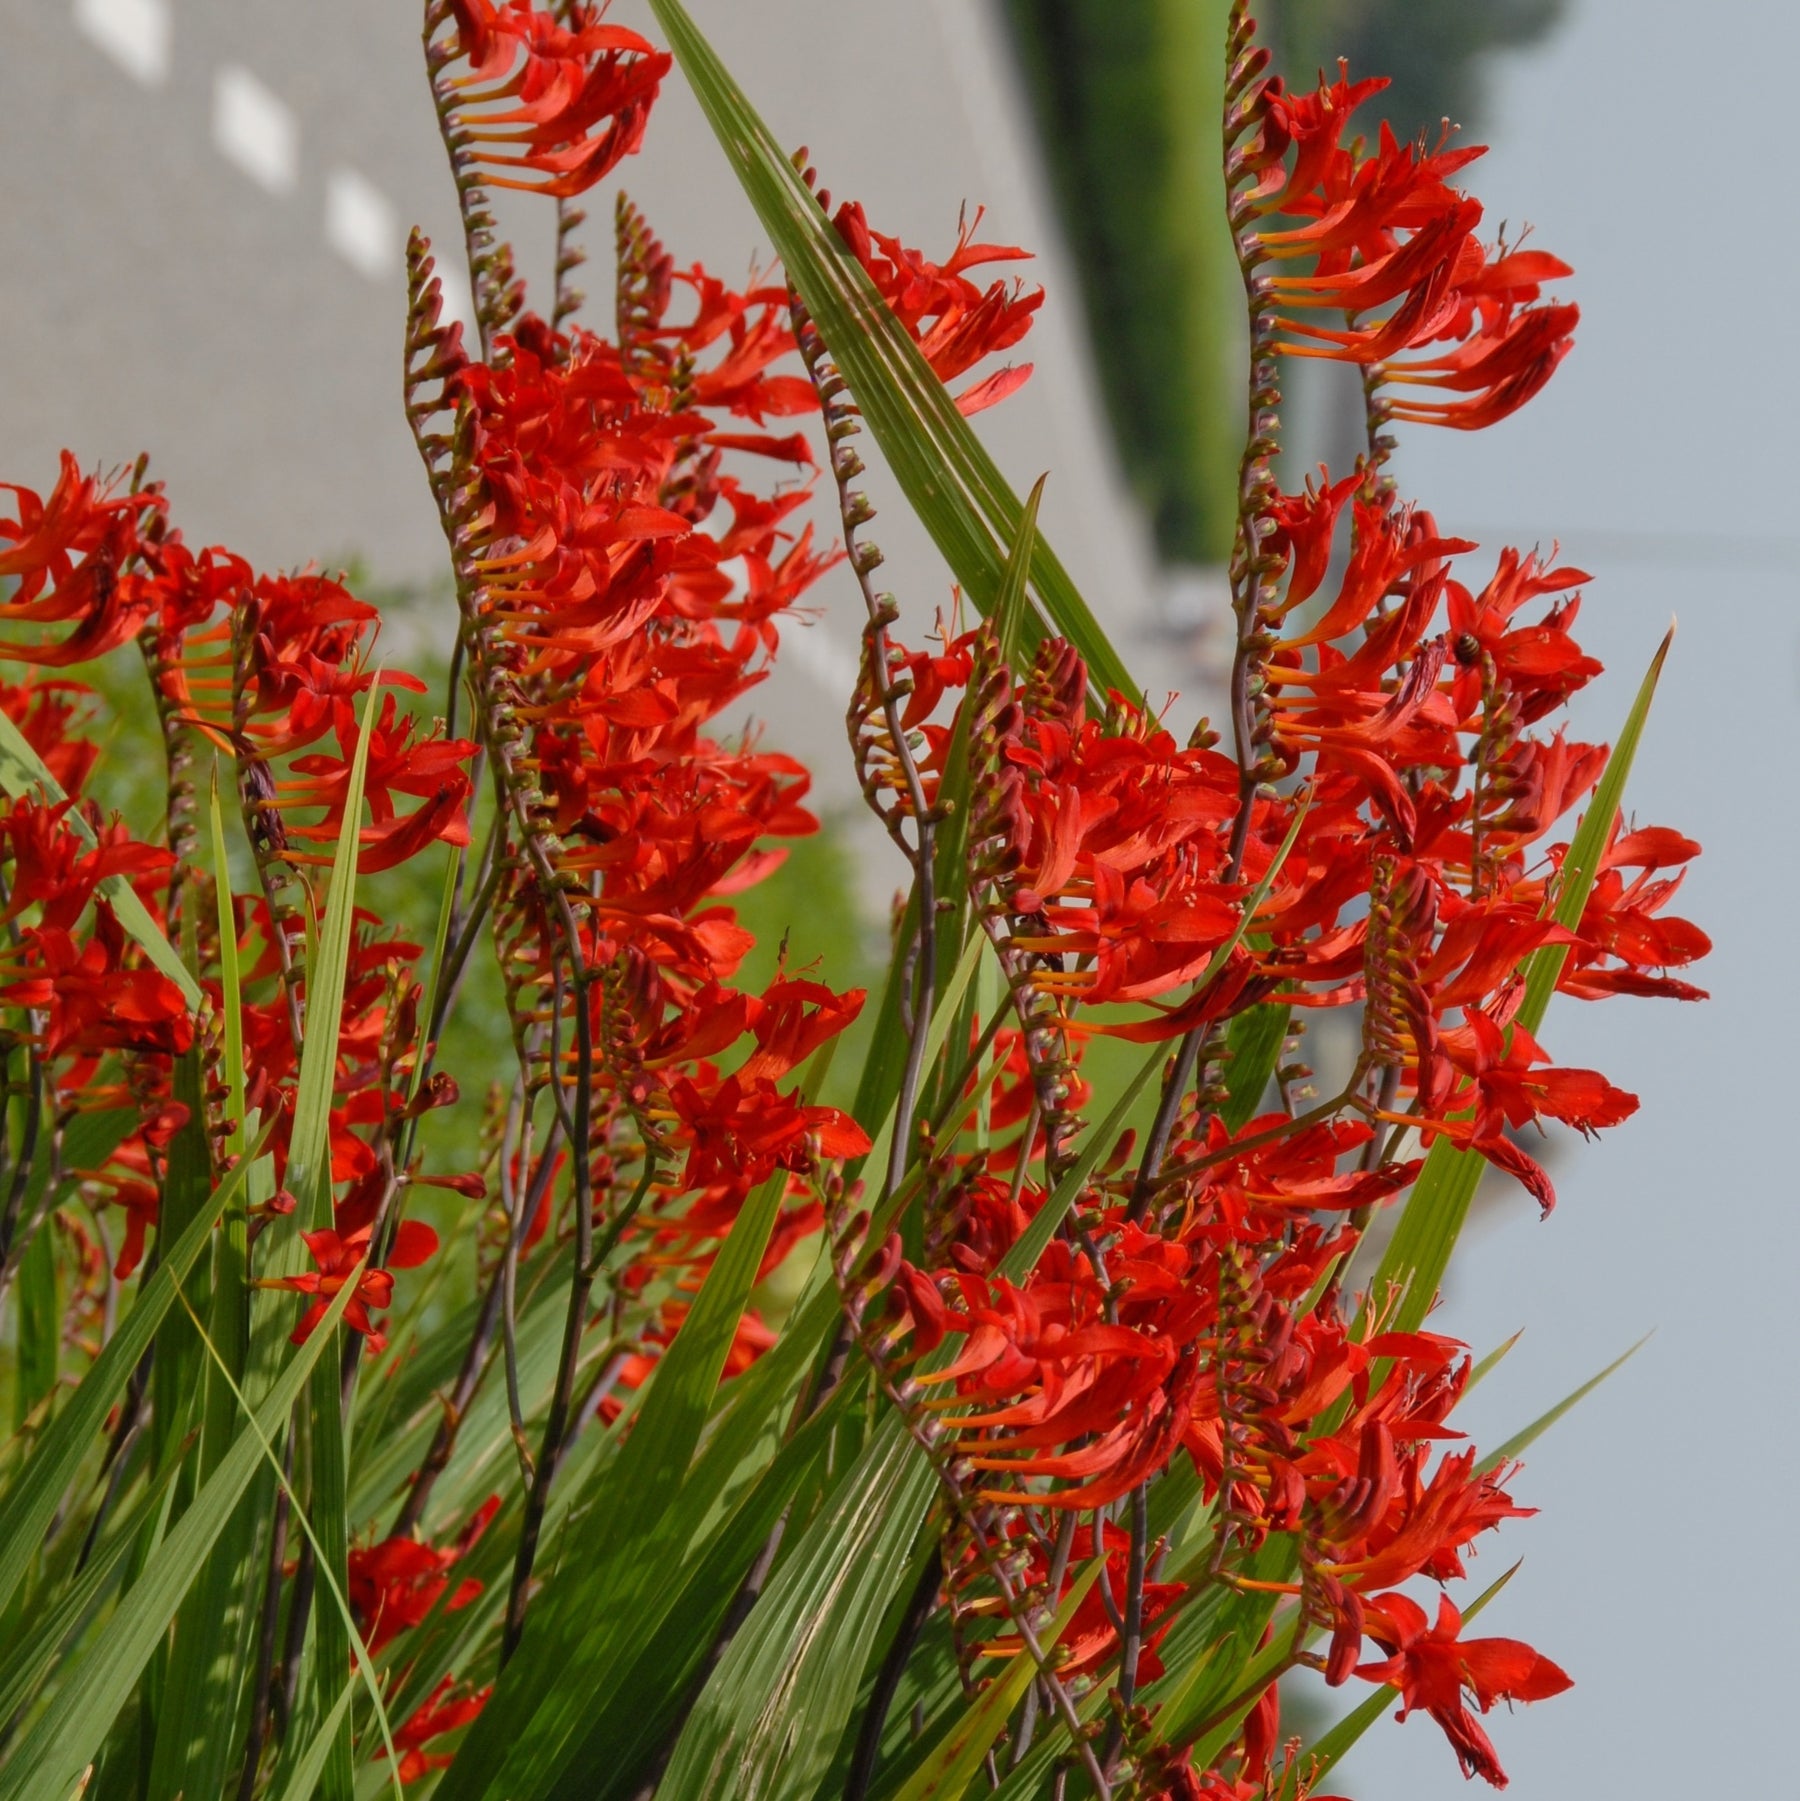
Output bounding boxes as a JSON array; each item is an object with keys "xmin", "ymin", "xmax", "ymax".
[{"xmin": 790, "ymin": 290, "xmax": 939, "ymax": 1198}]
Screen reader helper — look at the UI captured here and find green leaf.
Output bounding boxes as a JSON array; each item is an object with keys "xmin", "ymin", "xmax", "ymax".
[
  {"xmin": 0, "ymin": 1454, "xmax": 182, "ymax": 1732},
  {"xmin": 1467, "ymin": 1329, "xmax": 1523, "ymax": 1393},
  {"xmin": 145, "ymin": 1051, "xmax": 251, "ymax": 1801},
  {"xmin": 656, "ymin": 1414, "xmax": 936, "ymax": 1801},
  {"xmin": 996, "ymin": 474, "xmax": 1046, "ymax": 673},
  {"xmin": 1476, "ymin": 1333, "xmax": 1649, "ymax": 1477},
  {"xmin": 645, "ymin": 0, "xmax": 1138, "ymax": 699},
  {"xmin": 555, "ymin": 1395, "xmax": 846, "ymax": 1800},
  {"xmin": 886, "ymin": 1562, "xmax": 1100, "ymax": 1801},
  {"xmin": 852, "ymin": 888, "xmax": 922, "ymax": 1160},
  {"xmin": 1000, "ymin": 1041, "xmax": 1163, "ymax": 1281},
  {"xmin": 406, "ymin": 840, "xmax": 464, "ymax": 1112},
  {"xmin": 293, "ymin": 691, "xmax": 379, "ymax": 1232},
  {"xmin": 0, "ymin": 1116, "xmax": 271, "ymax": 1624},
  {"xmin": 0, "ymin": 1258, "xmax": 362, "ymax": 1801},
  {"xmin": 1219, "ymin": 1001, "xmax": 1289, "ymax": 1135},
  {"xmin": 434, "ymin": 1336, "xmax": 850, "ymax": 1798},
  {"xmin": 172, "ymin": 1285, "xmax": 402, "ymax": 1798},
  {"xmin": 1368, "ymin": 632, "xmax": 1672, "ymax": 1334},
  {"xmin": 12, "ymin": 1215, "xmax": 57, "ymax": 1430},
  {"xmin": 270, "ymin": 1677, "xmax": 359, "ymax": 1801},
  {"xmin": 437, "ymin": 1164, "xmax": 792, "ymax": 1797},
  {"xmin": 147, "ymin": 1049, "xmax": 210, "ymax": 1473},
  {"xmin": 1521, "ymin": 626, "xmax": 1675, "ymax": 1026},
  {"xmin": 209, "ymin": 769, "xmax": 251, "ymax": 1159},
  {"xmin": 140, "ymin": 774, "xmax": 266, "ymax": 1801},
  {"xmin": 288, "ymin": 676, "xmax": 383, "ymax": 1801},
  {"xmin": 924, "ymin": 480, "xmax": 1045, "ymax": 1121},
  {"xmin": 861, "ymin": 929, "xmax": 987, "ymax": 1193},
  {"xmin": 0, "ymin": 707, "xmax": 202, "ymax": 1009}
]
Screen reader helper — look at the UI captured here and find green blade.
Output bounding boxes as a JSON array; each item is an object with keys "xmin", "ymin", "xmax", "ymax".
[
  {"xmin": 1219, "ymin": 1001, "xmax": 1289, "ymax": 1135},
  {"xmin": 1477, "ymin": 1333, "xmax": 1649, "ymax": 1476},
  {"xmin": 173, "ymin": 1286, "xmax": 401, "ymax": 1797},
  {"xmin": 0, "ymin": 1456, "xmax": 182, "ymax": 1733},
  {"xmin": 999, "ymin": 1041, "xmax": 1163, "ymax": 1281},
  {"xmin": 996, "ymin": 474, "xmax": 1046, "ymax": 672},
  {"xmin": 11, "ymin": 1217, "xmax": 57, "ymax": 1430},
  {"xmin": 0, "ymin": 1262, "xmax": 362, "ymax": 1801},
  {"xmin": 656, "ymin": 1414, "xmax": 936, "ymax": 1801},
  {"xmin": 925, "ymin": 478, "xmax": 1046, "ymax": 1104},
  {"xmin": 143, "ymin": 1046, "xmax": 242, "ymax": 1801},
  {"xmin": 555, "ymin": 1393, "xmax": 846, "ymax": 1799},
  {"xmin": 1467, "ymin": 1328, "xmax": 1524, "ymax": 1393},
  {"xmin": 291, "ymin": 676, "xmax": 383, "ymax": 1801},
  {"xmin": 0, "ymin": 1115, "xmax": 271, "ymax": 1623},
  {"xmin": 861, "ymin": 929, "xmax": 987, "ymax": 1195},
  {"xmin": 143, "ymin": 829, "xmax": 259, "ymax": 1801},
  {"xmin": 886, "ymin": 1562, "xmax": 1100, "ymax": 1801},
  {"xmin": 436, "ymin": 1162, "xmax": 791, "ymax": 1796},
  {"xmin": 1521, "ymin": 626, "xmax": 1676, "ymax": 1025},
  {"xmin": 268, "ymin": 1677, "xmax": 358, "ymax": 1801},
  {"xmin": 645, "ymin": 0, "xmax": 1137, "ymax": 699}
]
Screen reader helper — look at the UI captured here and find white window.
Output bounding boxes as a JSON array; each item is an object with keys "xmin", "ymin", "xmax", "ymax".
[
  {"xmin": 325, "ymin": 169, "xmax": 397, "ymax": 282},
  {"xmin": 213, "ymin": 65, "xmax": 298, "ymax": 196},
  {"xmin": 73, "ymin": 0, "xmax": 171, "ymax": 87}
]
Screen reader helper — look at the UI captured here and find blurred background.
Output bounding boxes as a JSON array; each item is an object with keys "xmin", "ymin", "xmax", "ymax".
[{"xmin": 3, "ymin": 1, "xmax": 1794, "ymax": 1793}]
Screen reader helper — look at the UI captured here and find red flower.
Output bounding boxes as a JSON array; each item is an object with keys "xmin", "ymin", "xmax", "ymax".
[
  {"xmin": 347, "ymin": 1497, "xmax": 498, "ymax": 1653},
  {"xmin": 0, "ymin": 676, "xmax": 101, "ymax": 796},
  {"xmin": 0, "ymin": 451, "xmax": 158, "ymax": 606},
  {"xmin": 829, "ymin": 199, "xmax": 1041, "ymax": 413},
  {"xmin": 1354, "ymin": 1591, "xmax": 1571, "ymax": 1786},
  {"xmin": 262, "ymin": 1219, "xmax": 437, "ymax": 1354},
  {"xmin": 383, "ymin": 1676, "xmax": 492, "ymax": 1783},
  {"xmin": 1242, "ymin": 61, "xmax": 1578, "ymax": 430},
  {"xmin": 668, "ymin": 1075, "xmax": 869, "ymax": 1189},
  {"xmin": 1558, "ymin": 825, "xmax": 1711, "ymax": 1001},
  {"xmin": 1422, "ymin": 1010, "xmax": 1638, "ymax": 1215},
  {"xmin": 278, "ymin": 692, "xmax": 476, "ymax": 871},
  {"xmin": 1, "ymin": 907, "xmax": 193, "ymax": 1060},
  {"xmin": 0, "ymin": 800, "xmax": 174, "ymax": 933},
  {"xmin": 738, "ymin": 976, "xmax": 866, "ymax": 1082},
  {"xmin": 446, "ymin": 3, "xmax": 670, "ymax": 198}
]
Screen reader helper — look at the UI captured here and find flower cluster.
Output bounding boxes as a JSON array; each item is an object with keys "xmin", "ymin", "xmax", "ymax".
[
  {"xmin": 835, "ymin": 13, "xmax": 1705, "ymax": 1790},
  {"xmin": 0, "ymin": 5, "xmax": 1700, "ymax": 1798},
  {"xmin": 446, "ymin": 0, "xmax": 671, "ymax": 198}
]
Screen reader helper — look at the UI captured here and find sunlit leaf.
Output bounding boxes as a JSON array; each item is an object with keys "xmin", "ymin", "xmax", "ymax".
[{"xmin": 0, "ymin": 1115, "xmax": 271, "ymax": 1624}]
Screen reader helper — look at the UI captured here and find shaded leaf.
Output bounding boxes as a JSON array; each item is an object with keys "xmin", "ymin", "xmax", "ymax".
[
  {"xmin": 0, "ymin": 1115, "xmax": 271, "ymax": 1623},
  {"xmin": 0, "ymin": 1263, "xmax": 362, "ymax": 1801}
]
